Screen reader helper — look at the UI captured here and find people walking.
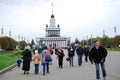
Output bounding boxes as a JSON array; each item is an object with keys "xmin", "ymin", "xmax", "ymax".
[
  {"xmin": 57, "ymin": 47, "xmax": 65, "ymax": 69},
  {"xmin": 32, "ymin": 50, "xmax": 40, "ymax": 74},
  {"xmin": 22, "ymin": 46, "xmax": 32, "ymax": 74},
  {"xmin": 68, "ymin": 45, "xmax": 75, "ymax": 67},
  {"xmin": 84, "ymin": 45, "xmax": 89, "ymax": 62},
  {"xmin": 89, "ymin": 40, "xmax": 107, "ymax": 80},
  {"xmin": 76, "ymin": 44, "xmax": 83, "ymax": 66},
  {"xmin": 41, "ymin": 46, "xmax": 51, "ymax": 75}
]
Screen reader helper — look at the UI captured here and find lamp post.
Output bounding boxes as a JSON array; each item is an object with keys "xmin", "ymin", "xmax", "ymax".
[
  {"xmin": 18, "ymin": 35, "xmax": 20, "ymax": 49},
  {"xmin": 86, "ymin": 35, "xmax": 88, "ymax": 46},
  {"xmin": 1, "ymin": 27, "xmax": 3, "ymax": 36},
  {"xmin": 114, "ymin": 26, "xmax": 117, "ymax": 47},
  {"xmin": 83, "ymin": 37, "xmax": 85, "ymax": 47},
  {"xmin": 91, "ymin": 34, "xmax": 92, "ymax": 44},
  {"xmin": 114, "ymin": 26, "xmax": 116, "ymax": 37},
  {"xmin": 9, "ymin": 30, "xmax": 11, "ymax": 37}
]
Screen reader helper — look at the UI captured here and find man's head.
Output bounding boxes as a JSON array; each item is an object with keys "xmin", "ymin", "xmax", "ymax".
[{"xmin": 94, "ymin": 40, "xmax": 101, "ymax": 47}]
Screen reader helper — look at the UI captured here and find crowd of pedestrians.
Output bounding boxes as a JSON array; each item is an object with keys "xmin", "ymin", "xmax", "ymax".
[{"xmin": 18, "ymin": 40, "xmax": 107, "ymax": 80}]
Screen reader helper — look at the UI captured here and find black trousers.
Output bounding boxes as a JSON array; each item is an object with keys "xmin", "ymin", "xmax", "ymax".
[
  {"xmin": 58, "ymin": 57, "xmax": 63, "ymax": 68},
  {"xmin": 46, "ymin": 63, "xmax": 49, "ymax": 73}
]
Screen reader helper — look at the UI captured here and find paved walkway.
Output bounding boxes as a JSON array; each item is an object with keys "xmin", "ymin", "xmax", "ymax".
[{"xmin": 0, "ymin": 50, "xmax": 120, "ymax": 80}]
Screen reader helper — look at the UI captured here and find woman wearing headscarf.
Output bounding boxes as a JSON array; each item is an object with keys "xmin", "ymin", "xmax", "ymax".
[{"xmin": 22, "ymin": 46, "xmax": 32, "ymax": 74}]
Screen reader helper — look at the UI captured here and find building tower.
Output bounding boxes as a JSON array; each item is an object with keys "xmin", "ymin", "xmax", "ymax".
[{"xmin": 45, "ymin": 3, "xmax": 60, "ymax": 37}]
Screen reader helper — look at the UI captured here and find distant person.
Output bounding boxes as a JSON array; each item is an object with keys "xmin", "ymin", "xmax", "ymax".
[
  {"xmin": 16, "ymin": 55, "xmax": 22, "ymax": 67},
  {"xmin": 55, "ymin": 47, "xmax": 58, "ymax": 55},
  {"xmin": 49, "ymin": 45, "xmax": 53, "ymax": 55},
  {"xmin": 68, "ymin": 45, "xmax": 75, "ymax": 67},
  {"xmin": 32, "ymin": 50, "xmax": 40, "ymax": 74},
  {"xmin": 38, "ymin": 46, "xmax": 43, "ymax": 55},
  {"xmin": 89, "ymin": 40, "xmax": 107, "ymax": 80},
  {"xmin": 84, "ymin": 45, "xmax": 89, "ymax": 62},
  {"xmin": 22, "ymin": 46, "xmax": 32, "ymax": 74},
  {"xmin": 41, "ymin": 46, "xmax": 51, "ymax": 75},
  {"xmin": 76, "ymin": 44, "xmax": 83, "ymax": 66},
  {"xmin": 57, "ymin": 47, "xmax": 65, "ymax": 69}
]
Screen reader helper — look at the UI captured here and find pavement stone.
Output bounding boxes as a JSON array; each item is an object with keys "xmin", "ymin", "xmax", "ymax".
[{"xmin": 0, "ymin": 50, "xmax": 120, "ymax": 80}]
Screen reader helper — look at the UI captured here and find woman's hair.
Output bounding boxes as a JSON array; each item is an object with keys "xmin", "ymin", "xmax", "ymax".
[{"xmin": 43, "ymin": 46, "xmax": 48, "ymax": 50}]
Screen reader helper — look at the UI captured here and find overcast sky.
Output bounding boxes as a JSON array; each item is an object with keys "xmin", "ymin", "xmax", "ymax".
[{"xmin": 0, "ymin": 0, "xmax": 120, "ymax": 42}]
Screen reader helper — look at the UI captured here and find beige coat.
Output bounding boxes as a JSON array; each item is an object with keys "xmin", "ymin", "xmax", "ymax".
[{"xmin": 32, "ymin": 53, "xmax": 40, "ymax": 64}]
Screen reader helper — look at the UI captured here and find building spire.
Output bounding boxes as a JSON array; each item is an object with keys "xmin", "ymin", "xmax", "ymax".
[
  {"xmin": 52, "ymin": 2, "xmax": 53, "ymax": 15},
  {"xmin": 51, "ymin": 2, "xmax": 54, "ymax": 18}
]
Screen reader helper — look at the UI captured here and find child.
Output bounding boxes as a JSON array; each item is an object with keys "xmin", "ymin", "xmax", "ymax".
[
  {"xmin": 16, "ymin": 55, "xmax": 22, "ymax": 67},
  {"xmin": 32, "ymin": 50, "xmax": 40, "ymax": 74}
]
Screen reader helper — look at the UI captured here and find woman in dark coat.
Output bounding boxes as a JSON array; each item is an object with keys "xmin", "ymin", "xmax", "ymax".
[
  {"xmin": 57, "ymin": 47, "xmax": 65, "ymax": 69},
  {"xmin": 22, "ymin": 46, "xmax": 32, "ymax": 74}
]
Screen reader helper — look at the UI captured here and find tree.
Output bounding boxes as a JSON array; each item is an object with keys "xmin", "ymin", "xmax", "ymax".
[
  {"xmin": 7, "ymin": 37, "xmax": 17, "ymax": 50},
  {"xmin": 31, "ymin": 39, "xmax": 35, "ymax": 49},
  {"xmin": 0, "ymin": 36, "xmax": 9, "ymax": 50},
  {"xmin": 19, "ymin": 41, "xmax": 27, "ymax": 49}
]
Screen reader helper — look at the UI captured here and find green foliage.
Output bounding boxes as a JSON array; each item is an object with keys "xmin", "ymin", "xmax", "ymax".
[
  {"xmin": 19, "ymin": 41, "xmax": 27, "ymax": 49},
  {"xmin": 78, "ymin": 35, "xmax": 120, "ymax": 48},
  {"xmin": 7, "ymin": 37, "xmax": 17, "ymax": 49},
  {"xmin": 0, "ymin": 52, "xmax": 17, "ymax": 70},
  {"xmin": 107, "ymin": 48, "xmax": 120, "ymax": 51},
  {"xmin": 0, "ymin": 36, "xmax": 10, "ymax": 49},
  {"xmin": 0, "ymin": 36, "xmax": 17, "ymax": 50},
  {"xmin": 31, "ymin": 39, "xmax": 35, "ymax": 49},
  {"xmin": 13, "ymin": 50, "xmax": 23, "ymax": 56}
]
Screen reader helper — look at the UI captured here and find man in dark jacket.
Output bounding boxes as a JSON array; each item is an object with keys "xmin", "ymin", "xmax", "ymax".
[
  {"xmin": 76, "ymin": 44, "xmax": 83, "ymax": 66},
  {"xmin": 84, "ymin": 45, "xmax": 89, "ymax": 62},
  {"xmin": 89, "ymin": 40, "xmax": 107, "ymax": 80}
]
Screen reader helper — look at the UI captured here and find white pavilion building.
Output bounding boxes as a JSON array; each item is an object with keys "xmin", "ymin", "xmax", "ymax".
[{"xmin": 36, "ymin": 3, "xmax": 70, "ymax": 48}]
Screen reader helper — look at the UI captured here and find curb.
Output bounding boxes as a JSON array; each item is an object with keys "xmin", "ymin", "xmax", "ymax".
[{"xmin": 0, "ymin": 63, "xmax": 17, "ymax": 75}]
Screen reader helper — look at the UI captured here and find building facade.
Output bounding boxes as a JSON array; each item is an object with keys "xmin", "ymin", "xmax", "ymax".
[{"xmin": 36, "ymin": 3, "xmax": 70, "ymax": 48}]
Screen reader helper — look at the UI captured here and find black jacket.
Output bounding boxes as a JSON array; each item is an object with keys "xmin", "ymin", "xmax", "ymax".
[
  {"xmin": 89, "ymin": 46, "xmax": 107, "ymax": 63},
  {"xmin": 22, "ymin": 49, "xmax": 32, "ymax": 71},
  {"xmin": 84, "ymin": 47, "xmax": 89, "ymax": 56},
  {"xmin": 68, "ymin": 48, "xmax": 75, "ymax": 57},
  {"xmin": 76, "ymin": 47, "xmax": 83, "ymax": 56},
  {"xmin": 57, "ymin": 50, "xmax": 65, "ymax": 58}
]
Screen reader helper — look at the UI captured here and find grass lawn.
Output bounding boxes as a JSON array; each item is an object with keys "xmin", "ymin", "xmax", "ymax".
[
  {"xmin": 107, "ymin": 47, "xmax": 120, "ymax": 51},
  {"xmin": 0, "ymin": 52, "xmax": 17, "ymax": 70}
]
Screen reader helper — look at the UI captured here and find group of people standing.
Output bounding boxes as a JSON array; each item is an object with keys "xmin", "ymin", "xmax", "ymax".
[{"xmin": 17, "ymin": 40, "xmax": 107, "ymax": 80}]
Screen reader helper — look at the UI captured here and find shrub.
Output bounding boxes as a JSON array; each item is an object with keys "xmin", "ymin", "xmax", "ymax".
[{"xmin": 13, "ymin": 50, "xmax": 23, "ymax": 56}]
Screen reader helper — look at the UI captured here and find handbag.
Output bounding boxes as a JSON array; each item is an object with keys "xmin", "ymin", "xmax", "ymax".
[{"xmin": 66, "ymin": 56, "xmax": 70, "ymax": 61}]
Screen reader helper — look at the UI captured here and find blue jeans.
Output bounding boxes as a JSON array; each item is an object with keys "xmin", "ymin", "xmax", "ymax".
[
  {"xmin": 42, "ymin": 63, "xmax": 49, "ymax": 75},
  {"xmin": 70, "ymin": 56, "xmax": 74, "ymax": 66},
  {"xmin": 35, "ymin": 64, "xmax": 39, "ymax": 74},
  {"xmin": 78, "ymin": 55, "xmax": 82, "ymax": 65},
  {"xmin": 95, "ymin": 63, "xmax": 107, "ymax": 80}
]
